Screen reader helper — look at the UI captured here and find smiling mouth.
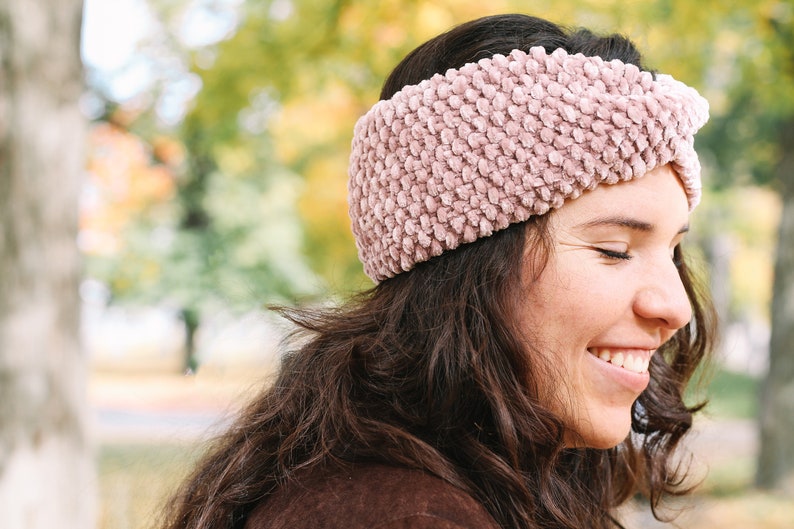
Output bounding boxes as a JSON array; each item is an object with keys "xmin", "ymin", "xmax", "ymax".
[{"xmin": 588, "ymin": 348, "xmax": 651, "ymax": 374}]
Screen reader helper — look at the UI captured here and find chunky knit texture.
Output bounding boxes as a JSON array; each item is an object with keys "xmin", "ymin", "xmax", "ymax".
[{"xmin": 348, "ymin": 47, "xmax": 709, "ymax": 282}]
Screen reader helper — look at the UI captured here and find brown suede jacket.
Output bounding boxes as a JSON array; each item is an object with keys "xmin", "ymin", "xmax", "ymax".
[{"xmin": 245, "ymin": 464, "xmax": 500, "ymax": 529}]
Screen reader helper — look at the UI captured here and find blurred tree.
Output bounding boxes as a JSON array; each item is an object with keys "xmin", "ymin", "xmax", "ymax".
[
  {"xmin": 83, "ymin": 1, "xmax": 329, "ymax": 369},
  {"xmin": 0, "ymin": 0, "xmax": 95, "ymax": 528},
  {"xmin": 745, "ymin": 2, "xmax": 794, "ymax": 493},
  {"xmin": 83, "ymin": 0, "xmax": 520, "ymax": 368},
  {"xmin": 672, "ymin": 0, "xmax": 793, "ymax": 494},
  {"xmin": 81, "ymin": 113, "xmax": 312, "ymax": 367},
  {"xmin": 82, "ymin": 121, "xmax": 178, "ymax": 257},
  {"xmin": 179, "ymin": 0, "xmax": 447, "ymax": 293},
  {"xmin": 177, "ymin": 0, "xmax": 599, "ymax": 293}
]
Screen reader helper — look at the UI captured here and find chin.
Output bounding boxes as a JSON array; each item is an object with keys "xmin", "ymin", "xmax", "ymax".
[
  {"xmin": 586, "ymin": 434, "xmax": 630, "ymax": 450},
  {"xmin": 565, "ymin": 432, "xmax": 629, "ymax": 450},
  {"xmin": 564, "ymin": 417, "xmax": 633, "ymax": 449}
]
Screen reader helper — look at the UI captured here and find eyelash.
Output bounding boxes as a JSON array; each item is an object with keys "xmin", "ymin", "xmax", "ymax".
[
  {"xmin": 595, "ymin": 248, "xmax": 632, "ymax": 261},
  {"xmin": 595, "ymin": 247, "xmax": 685, "ymax": 264}
]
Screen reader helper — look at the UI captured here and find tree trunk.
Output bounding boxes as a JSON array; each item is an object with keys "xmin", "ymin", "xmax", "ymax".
[
  {"xmin": 0, "ymin": 1, "xmax": 95, "ymax": 528},
  {"xmin": 757, "ymin": 118, "xmax": 794, "ymax": 493}
]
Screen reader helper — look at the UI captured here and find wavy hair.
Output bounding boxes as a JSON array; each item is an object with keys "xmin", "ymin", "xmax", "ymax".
[{"xmin": 160, "ymin": 14, "xmax": 716, "ymax": 529}]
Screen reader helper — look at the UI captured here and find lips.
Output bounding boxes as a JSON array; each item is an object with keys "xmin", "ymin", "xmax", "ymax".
[{"xmin": 587, "ymin": 347, "xmax": 652, "ymax": 374}]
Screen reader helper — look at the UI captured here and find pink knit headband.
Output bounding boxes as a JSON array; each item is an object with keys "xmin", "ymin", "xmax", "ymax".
[{"xmin": 348, "ymin": 46, "xmax": 709, "ymax": 282}]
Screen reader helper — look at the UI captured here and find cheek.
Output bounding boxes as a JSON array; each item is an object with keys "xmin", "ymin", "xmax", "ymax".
[
  {"xmin": 531, "ymin": 267, "xmax": 610, "ymax": 331},
  {"xmin": 559, "ymin": 264, "xmax": 635, "ymax": 318}
]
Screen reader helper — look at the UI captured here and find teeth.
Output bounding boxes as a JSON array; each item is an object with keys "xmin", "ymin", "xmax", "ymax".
[
  {"xmin": 590, "ymin": 348, "xmax": 649, "ymax": 374},
  {"xmin": 624, "ymin": 355, "xmax": 635, "ymax": 372},
  {"xmin": 610, "ymin": 352, "xmax": 624, "ymax": 368},
  {"xmin": 620, "ymin": 355, "xmax": 631, "ymax": 371}
]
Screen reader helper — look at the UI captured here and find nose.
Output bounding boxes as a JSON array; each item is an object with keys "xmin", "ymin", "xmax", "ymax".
[{"xmin": 632, "ymin": 255, "xmax": 693, "ymax": 334}]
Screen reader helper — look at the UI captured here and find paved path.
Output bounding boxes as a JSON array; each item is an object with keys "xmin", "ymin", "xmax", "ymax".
[
  {"xmin": 88, "ymin": 371, "xmax": 267, "ymax": 443},
  {"xmin": 88, "ymin": 372, "xmax": 758, "ymax": 457}
]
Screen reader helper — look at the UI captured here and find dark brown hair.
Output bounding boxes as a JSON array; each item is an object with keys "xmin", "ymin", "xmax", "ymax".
[{"xmin": 161, "ymin": 14, "xmax": 715, "ymax": 529}]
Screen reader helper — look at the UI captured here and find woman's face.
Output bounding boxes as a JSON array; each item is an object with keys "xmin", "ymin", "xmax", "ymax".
[{"xmin": 518, "ymin": 164, "xmax": 692, "ymax": 449}]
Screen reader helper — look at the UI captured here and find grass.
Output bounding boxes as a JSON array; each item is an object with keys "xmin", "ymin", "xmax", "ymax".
[
  {"xmin": 702, "ymin": 454, "xmax": 757, "ymax": 496},
  {"xmin": 703, "ymin": 368, "xmax": 760, "ymax": 419},
  {"xmin": 99, "ymin": 443, "xmax": 204, "ymax": 529},
  {"xmin": 687, "ymin": 366, "xmax": 760, "ymax": 420},
  {"xmin": 98, "ymin": 439, "xmax": 794, "ymax": 529}
]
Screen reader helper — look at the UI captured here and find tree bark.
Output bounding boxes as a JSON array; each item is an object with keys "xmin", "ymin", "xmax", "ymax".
[
  {"xmin": 757, "ymin": 117, "xmax": 794, "ymax": 493},
  {"xmin": 0, "ymin": 1, "xmax": 95, "ymax": 527}
]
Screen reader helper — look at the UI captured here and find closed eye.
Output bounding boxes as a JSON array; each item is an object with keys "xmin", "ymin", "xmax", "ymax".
[{"xmin": 594, "ymin": 247, "xmax": 632, "ymax": 261}]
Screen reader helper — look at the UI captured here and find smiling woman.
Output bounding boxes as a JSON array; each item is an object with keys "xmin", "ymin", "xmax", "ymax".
[
  {"xmin": 522, "ymin": 165, "xmax": 694, "ymax": 449},
  {"xmin": 160, "ymin": 13, "xmax": 716, "ymax": 529}
]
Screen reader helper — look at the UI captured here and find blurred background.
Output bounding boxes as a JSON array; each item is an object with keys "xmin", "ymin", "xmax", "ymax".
[{"xmin": 2, "ymin": 0, "xmax": 793, "ymax": 528}]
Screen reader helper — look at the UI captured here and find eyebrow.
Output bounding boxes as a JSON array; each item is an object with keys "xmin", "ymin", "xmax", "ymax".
[{"xmin": 577, "ymin": 216, "xmax": 690, "ymax": 235}]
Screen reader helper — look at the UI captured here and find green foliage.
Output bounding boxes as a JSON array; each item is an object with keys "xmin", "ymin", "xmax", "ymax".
[
  {"xmin": 598, "ymin": 1, "xmax": 794, "ymax": 189},
  {"xmin": 92, "ymin": 0, "xmax": 794, "ymax": 306},
  {"xmin": 173, "ymin": 0, "xmax": 657, "ymax": 293},
  {"xmin": 179, "ymin": 0, "xmax": 438, "ymax": 292},
  {"xmin": 687, "ymin": 2, "xmax": 792, "ymax": 188},
  {"xmin": 706, "ymin": 369, "xmax": 761, "ymax": 419}
]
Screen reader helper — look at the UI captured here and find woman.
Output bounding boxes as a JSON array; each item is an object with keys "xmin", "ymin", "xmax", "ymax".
[{"xmin": 162, "ymin": 13, "xmax": 715, "ymax": 529}]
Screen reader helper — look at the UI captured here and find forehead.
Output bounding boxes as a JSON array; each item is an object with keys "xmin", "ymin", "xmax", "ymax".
[{"xmin": 552, "ymin": 165, "xmax": 689, "ymax": 227}]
